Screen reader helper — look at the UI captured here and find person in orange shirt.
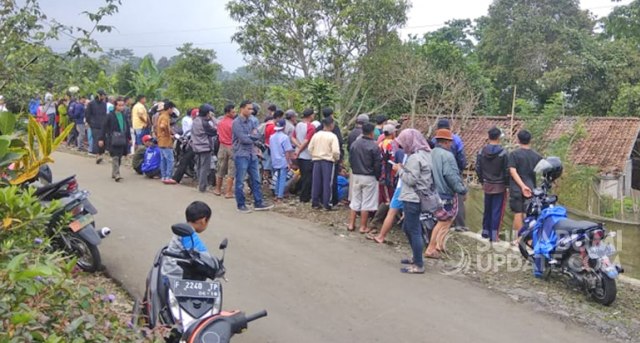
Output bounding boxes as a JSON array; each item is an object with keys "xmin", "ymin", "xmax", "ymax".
[{"xmin": 155, "ymin": 101, "xmax": 177, "ymax": 184}]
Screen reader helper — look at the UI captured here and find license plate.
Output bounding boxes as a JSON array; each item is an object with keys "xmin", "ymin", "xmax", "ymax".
[
  {"xmin": 171, "ymin": 279, "xmax": 220, "ymax": 298},
  {"xmin": 69, "ymin": 214, "xmax": 93, "ymax": 232}
]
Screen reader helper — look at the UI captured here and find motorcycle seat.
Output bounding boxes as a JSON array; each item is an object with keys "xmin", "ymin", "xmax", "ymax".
[{"xmin": 553, "ymin": 218, "xmax": 598, "ymax": 233}]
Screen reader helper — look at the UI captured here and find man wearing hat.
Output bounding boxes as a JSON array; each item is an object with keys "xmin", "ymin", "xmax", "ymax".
[
  {"xmin": 378, "ymin": 122, "xmax": 400, "ymax": 203},
  {"xmin": 434, "ymin": 118, "xmax": 468, "ymax": 231},
  {"xmin": 269, "ymin": 119, "xmax": 295, "ymax": 202},
  {"xmin": 293, "ymin": 108, "xmax": 317, "ymax": 203},
  {"xmin": 347, "ymin": 113, "xmax": 369, "ymax": 152},
  {"xmin": 85, "ymin": 89, "xmax": 109, "ymax": 164},
  {"xmin": 425, "ymin": 128, "xmax": 468, "ymax": 259},
  {"xmin": 140, "ymin": 135, "xmax": 161, "ymax": 178}
]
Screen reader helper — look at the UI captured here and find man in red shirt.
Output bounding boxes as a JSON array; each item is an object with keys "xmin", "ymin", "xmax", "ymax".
[{"xmin": 215, "ymin": 103, "xmax": 237, "ymax": 197}]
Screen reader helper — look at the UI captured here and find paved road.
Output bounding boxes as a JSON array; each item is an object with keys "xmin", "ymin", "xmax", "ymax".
[{"xmin": 52, "ymin": 151, "xmax": 606, "ymax": 343}]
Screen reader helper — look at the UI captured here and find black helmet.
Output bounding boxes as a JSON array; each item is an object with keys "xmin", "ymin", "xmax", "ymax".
[{"xmin": 534, "ymin": 156, "xmax": 563, "ymax": 182}]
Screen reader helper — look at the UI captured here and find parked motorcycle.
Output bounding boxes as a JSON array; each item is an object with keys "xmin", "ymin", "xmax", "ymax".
[
  {"xmin": 29, "ymin": 166, "xmax": 109, "ymax": 272},
  {"xmin": 133, "ymin": 223, "xmax": 266, "ymax": 342},
  {"xmin": 174, "ymin": 133, "xmax": 196, "ymax": 180},
  {"xmin": 517, "ymin": 157, "xmax": 623, "ymax": 306}
]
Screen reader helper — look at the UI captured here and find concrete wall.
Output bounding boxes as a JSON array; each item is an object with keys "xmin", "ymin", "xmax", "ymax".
[{"xmin": 598, "ymin": 176, "xmax": 623, "ymax": 199}]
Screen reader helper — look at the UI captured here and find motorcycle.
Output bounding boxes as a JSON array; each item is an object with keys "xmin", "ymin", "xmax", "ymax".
[
  {"xmin": 133, "ymin": 223, "xmax": 266, "ymax": 342},
  {"xmin": 29, "ymin": 166, "xmax": 109, "ymax": 272},
  {"xmin": 174, "ymin": 133, "xmax": 196, "ymax": 180},
  {"xmin": 517, "ymin": 157, "xmax": 623, "ymax": 306}
]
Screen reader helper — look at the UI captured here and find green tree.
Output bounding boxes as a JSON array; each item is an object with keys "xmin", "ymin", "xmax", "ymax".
[
  {"xmin": 130, "ymin": 55, "xmax": 164, "ymax": 101},
  {"xmin": 163, "ymin": 43, "xmax": 222, "ymax": 108},
  {"xmin": 476, "ymin": 0, "xmax": 593, "ymax": 113},
  {"xmin": 301, "ymin": 78, "xmax": 338, "ymax": 118},
  {"xmin": 114, "ymin": 63, "xmax": 136, "ymax": 96},
  {"xmin": 227, "ymin": 0, "xmax": 410, "ymax": 123}
]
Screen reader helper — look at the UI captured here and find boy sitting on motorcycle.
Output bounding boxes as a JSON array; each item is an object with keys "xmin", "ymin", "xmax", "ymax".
[{"xmin": 161, "ymin": 201, "xmax": 214, "ymax": 277}]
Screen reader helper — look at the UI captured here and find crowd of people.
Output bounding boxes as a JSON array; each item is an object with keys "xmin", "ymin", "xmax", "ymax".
[{"xmin": 25, "ymin": 87, "xmax": 544, "ymax": 275}]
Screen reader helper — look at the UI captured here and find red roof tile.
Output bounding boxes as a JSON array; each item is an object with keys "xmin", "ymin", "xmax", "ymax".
[{"xmin": 402, "ymin": 115, "xmax": 640, "ymax": 175}]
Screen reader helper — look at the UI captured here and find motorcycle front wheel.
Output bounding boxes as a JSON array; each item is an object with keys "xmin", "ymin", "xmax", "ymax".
[
  {"xmin": 592, "ymin": 273, "xmax": 617, "ymax": 306},
  {"xmin": 69, "ymin": 233, "xmax": 102, "ymax": 272}
]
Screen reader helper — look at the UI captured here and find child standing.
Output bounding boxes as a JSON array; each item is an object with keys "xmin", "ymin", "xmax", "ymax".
[{"xmin": 268, "ymin": 119, "xmax": 294, "ymax": 203}]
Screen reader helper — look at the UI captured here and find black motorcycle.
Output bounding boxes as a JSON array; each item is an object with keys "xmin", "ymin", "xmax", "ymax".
[
  {"xmin": 517, "ymin": 157, "xmax": 623, "ymax": 306},
  {"xmin": 133, "ymin": 223, "xmax": 266, "ymax": 342},
  {"xmin": 30, "ymin": 167, "xmax": 109, "ymax": 272},
  {"xmin": 173, "ymin": 133, "xmax": 196, "ymax": 180}
]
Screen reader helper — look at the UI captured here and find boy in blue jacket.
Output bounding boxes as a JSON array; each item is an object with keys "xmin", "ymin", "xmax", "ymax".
[{"xmin": 141, "ymin": 135, "xmax": 161, "ymax": 178}]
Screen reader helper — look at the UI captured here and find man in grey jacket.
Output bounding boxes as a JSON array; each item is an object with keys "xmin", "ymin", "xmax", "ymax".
[
  {"xmin": 425, "ymin": 128, "xmax": 467, "ymax": 259},
  {"xmin": 191, "ymin": 104, "xmax": 217, "ymax": 193}
]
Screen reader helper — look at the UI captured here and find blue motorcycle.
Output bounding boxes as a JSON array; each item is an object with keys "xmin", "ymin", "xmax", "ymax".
[{"xmin": 517, "ymin": 157, "xmax": 623, "ymax": 306}]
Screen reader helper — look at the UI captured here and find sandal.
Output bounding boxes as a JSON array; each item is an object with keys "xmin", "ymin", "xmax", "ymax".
[
  {"xmin": 359, "ymin": 227, "xmax": 372, "ymax": 234},
  {"xmin": 424, "ymin": 252, "xmax": 441, "ymax": 260},
  {"xmin": 400, "ymin": 258, "xmax": 414, "ymax": 265},
  {"xmin": 365, "ymin": 233, "xmax": 385, "ymax": 244},
  {"xmin": 400, "ymin": 265, "xmax": 425, "ymax": 274}
]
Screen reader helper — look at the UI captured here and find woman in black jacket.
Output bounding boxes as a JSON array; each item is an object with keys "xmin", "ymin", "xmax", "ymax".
[{"xmin": 103, "ymin": 98, "xmax": 131, "ymax": 182}]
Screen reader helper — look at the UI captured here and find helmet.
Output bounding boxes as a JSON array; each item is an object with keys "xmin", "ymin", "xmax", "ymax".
[{"xmin": 534, "ymin": 156, "xmax": 563, "ymax": 182}]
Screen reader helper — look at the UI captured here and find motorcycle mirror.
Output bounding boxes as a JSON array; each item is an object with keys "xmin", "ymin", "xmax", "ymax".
[
  {"xmin": 171, "ymin": 223, "xmax": 195, "ymax": 237},
  {"xmin": 219, "ymin": 238, "xmax": 228, "ymax": 250}
]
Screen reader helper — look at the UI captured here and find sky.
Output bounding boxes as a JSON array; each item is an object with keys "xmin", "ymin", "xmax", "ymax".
[{"xmin": 42, "ymin": 0, "xmax": 633, "ymax": 73}]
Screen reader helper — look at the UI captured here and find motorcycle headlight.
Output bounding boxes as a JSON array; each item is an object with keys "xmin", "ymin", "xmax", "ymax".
[{"xmin": 168, "ymin": 289, "xmax": 197, "ymax": 330}]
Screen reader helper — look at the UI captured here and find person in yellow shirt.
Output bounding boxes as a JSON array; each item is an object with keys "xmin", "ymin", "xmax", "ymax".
[
  {"xmin": 155, "ymin": 101, "xmax": 177, "ymax": 184},
  {"xmin": 132, "ymin": 95, "xmax": 150, "ymax": 146},
  {"xmin": 308, "ymin": 117, "xmax": 340, "ymax": 210}
]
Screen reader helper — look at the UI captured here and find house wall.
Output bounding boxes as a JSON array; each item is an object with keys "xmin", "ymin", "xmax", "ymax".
[
  {"xmin": 625, "ymin": 159, "xmax": 633, "ymax": 196},
  {"xmin": 598, "ymin": 176, "xmax": 623, "ymax": 199}
]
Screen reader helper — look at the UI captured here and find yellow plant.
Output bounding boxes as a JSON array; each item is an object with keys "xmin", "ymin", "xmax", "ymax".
[{"xmin": 10, "ymin": 116, "xmax": 74, "ymax": 185}]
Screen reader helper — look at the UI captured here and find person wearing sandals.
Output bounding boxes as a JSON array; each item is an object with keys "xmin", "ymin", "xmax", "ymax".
[
  {"xmin": 425, "ymin": 129, "xmax": 468, "ymax": 259},
  {"xmin": 392, "ymin": 129, "xmax": 433, "ymax": 274}
]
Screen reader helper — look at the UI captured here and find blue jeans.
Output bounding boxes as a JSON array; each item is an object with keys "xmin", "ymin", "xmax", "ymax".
[
  {"xmin": 87, "ymin": 128, "xmax": 94, "ymax": 153},
  {"xmin": 160, "ymin": 148, "xmax": 174, "ymax": 179},
  {"xmin": 135, "ymin": 128, "xmax": 150, "ymax": 145},
  {"xmin": 274, "ymin": 167, "xmax": 288, "ymax": 199},
  {"xmin": 235, "ymin": 155, "xmax": 263, "ymax": 208},
  {"xmin": 402, "ymin": 201, "xmax": 424, "ymax": 268}
]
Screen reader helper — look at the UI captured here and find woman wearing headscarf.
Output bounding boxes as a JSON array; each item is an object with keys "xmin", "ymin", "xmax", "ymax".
[{"xmin": 392, "ymin": 129, "xmax": 433, "ymax": 274}]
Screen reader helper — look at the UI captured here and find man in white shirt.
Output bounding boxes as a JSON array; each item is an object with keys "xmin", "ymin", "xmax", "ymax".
[{"xmin": 182, "ymin": 108, "xmax": 197, "ymax": 136}]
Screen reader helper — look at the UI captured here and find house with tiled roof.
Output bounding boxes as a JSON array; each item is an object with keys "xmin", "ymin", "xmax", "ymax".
[{"xmin": 404, "ymin": 115, "xmax": 640, "ymax": 199}]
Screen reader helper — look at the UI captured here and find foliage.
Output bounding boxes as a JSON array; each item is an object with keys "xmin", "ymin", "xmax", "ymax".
[
  {"xmin": 114, "ymin": 63, "xmax": 136, "ymax": 96},
  {"xmin": 8, "ymin": 116, "xmax": 74, "ymax": 185},
  {"xmin": 522, "ymin": 92, "xmax": 564, "ymax": 152},
  {"xmin": 300, "ymin": 78, "xmax": 338, "ymax": 118},
  {"xmin": 163, "ymin": 43, "xmax": 223, "ymax": 107},
  {"xmin": 130, "ymin": 55, "xmax": 165, "ymax": 101},
  {"xmin": 266, "ymin": 85, "xmax": 304, "ymax": 111},
  {"xmin": 476, "ymin": 0, "xmax": 594, "ymax": 113},
  {"xmin": 227, "ymin": 0, "xmax": 410, "ymax": 121},
  {"xmin": 610, "ymin": 83, "xmax": 640, "ymax": 116}
]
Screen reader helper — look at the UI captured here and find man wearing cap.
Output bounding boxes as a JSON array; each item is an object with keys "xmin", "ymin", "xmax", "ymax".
[
  {"xmin": 131, "ymin": 95, "xmax": 150, "ymax": 148},
  {"xmin": 141, "ymin": 135, "xmax": 161, "ymax": 178},
  {"xmin": 156, "ymin": 101, "xmax": 177, "ymax": 184},
  {"xmin": 293, "ymin": 108, "xmax": 317, "ymax": 203},
  {"xmin": 347, "ymin": 113, "xmax": 369, "ymax": 152},
  {"xmin": 269, "ymin": 119, "xmax": 295, "ymax": 203},
  {"xmin": 233, "ymin": 100, "xmax": 273, "ymax": 213},
  {"xmin": 85, "ymin": 89, "xmax": 109, "ymax": 164},
  {"xmin": 425, "ymin": 128, "xmax": 468, "ymax": 259},
  {"xmin": 214, "ymin": 103, "xmax": 236, "ymax": 197},
  {"xmin": 433, "ymin": 118, "xmax": 468, "ymax": 232},
  {"xmin": 192, "ymin": 104, "xmax": 218, "ymax": 192},
  {"xmin": 348, "ymin": 123, "xmax": 381, "ymax": 232},
  {"xmin": 318, "ymin": 107, "xmax": 344, "ymax": 207},
  {"xmin": 309, "ymin": 117, "xmax": 341, "ymax": 210}
]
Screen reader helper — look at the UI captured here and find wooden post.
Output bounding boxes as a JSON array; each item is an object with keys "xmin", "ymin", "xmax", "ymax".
[{"xmin": 510, "ymin": 85, "xmax": 517, "ymax": 140}]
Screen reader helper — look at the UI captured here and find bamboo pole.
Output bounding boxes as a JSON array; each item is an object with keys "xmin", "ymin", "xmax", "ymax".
[{"xmin": 510, "ymin": 85, "xmax": 517, "ymax": 141}]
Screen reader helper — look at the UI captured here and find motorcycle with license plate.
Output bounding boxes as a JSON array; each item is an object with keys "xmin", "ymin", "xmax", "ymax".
[
  {"xmin": 517, "ymin": 157, "xmax": 623, "ymax": 306},
  {"xmin": 132, "ymin": 223, "xmax": 266, "ymax": 342},
  {"xmin": 24, "ymin": 165, "xmax": 110, "ymax": 272}
]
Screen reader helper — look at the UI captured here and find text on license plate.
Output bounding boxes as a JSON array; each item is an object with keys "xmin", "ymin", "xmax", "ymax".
[{"xmin": 172, "ymin": 280, "xmax": 220, "ymax": 298}]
